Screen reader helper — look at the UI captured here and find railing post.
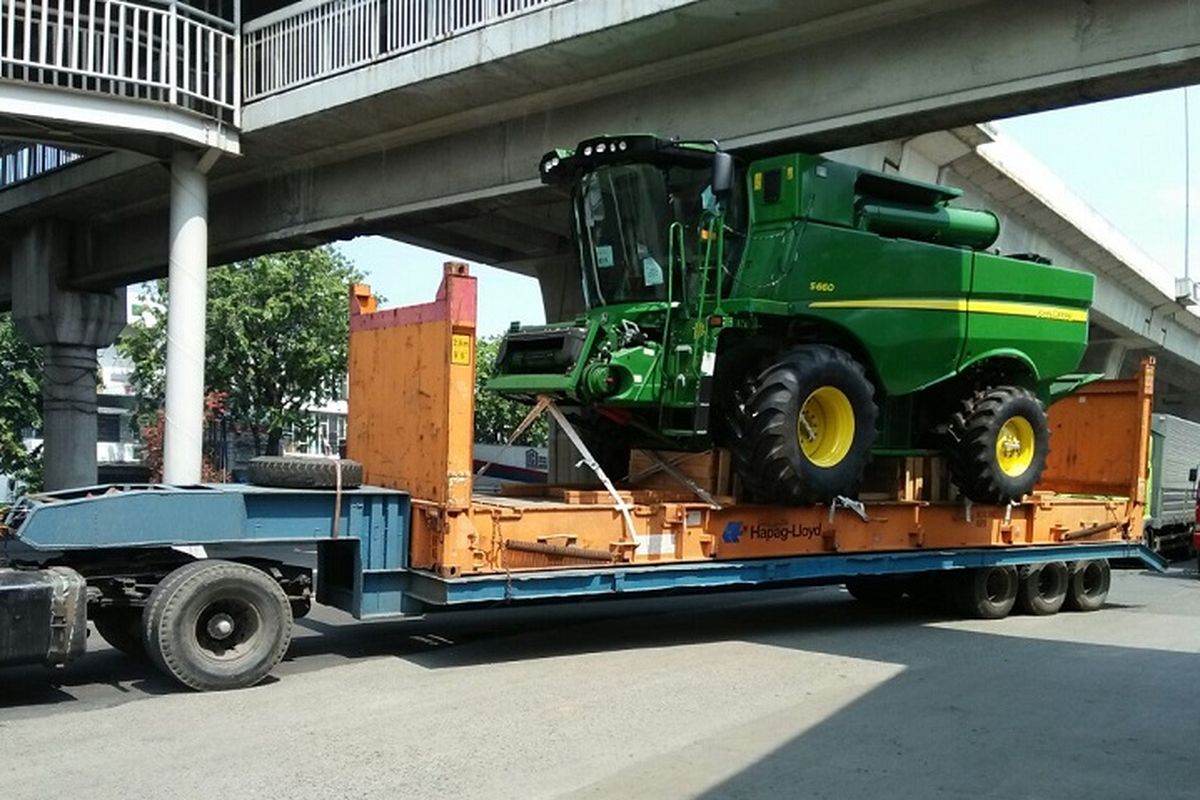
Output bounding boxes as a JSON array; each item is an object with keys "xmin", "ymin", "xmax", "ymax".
[
  {"xmin": 167, "ymin": 1, "xmax": 177, "ymax": 106},
  {"xmin": 232, "ymin": 0, "xmax": 241, "ymax": 127}
]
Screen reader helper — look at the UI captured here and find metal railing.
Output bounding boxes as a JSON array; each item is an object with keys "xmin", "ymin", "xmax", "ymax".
[
  {"xmin": 243, "ymin": 0, "xmax": 566, "ymax": 101},
  {"xmin": 0, "ymin": 0, "xmax": 240, "ymax": 125},
  {"xmin": 0, "ymin": 141, "xmax": 84, "ymax": 186}
]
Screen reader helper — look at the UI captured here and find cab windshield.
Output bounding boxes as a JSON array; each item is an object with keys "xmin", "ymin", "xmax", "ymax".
[{"xmin": 575, "ymin": 163, "xmax": 712, "ymax": 308}]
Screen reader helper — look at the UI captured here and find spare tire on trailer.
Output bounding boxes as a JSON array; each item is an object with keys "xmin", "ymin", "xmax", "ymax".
[{"xmin": 248, "ymin": 456, "xmax": 363, "ymax": 489}]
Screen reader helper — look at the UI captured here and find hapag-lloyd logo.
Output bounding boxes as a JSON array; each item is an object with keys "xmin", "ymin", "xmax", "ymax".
[{"xmin": 722, "ymin": 521, "xmax": 822, "ymax": 543}]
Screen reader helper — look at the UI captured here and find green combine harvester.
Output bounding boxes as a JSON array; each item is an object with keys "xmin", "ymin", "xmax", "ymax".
[{"xmin": 487, "ymin": 135, "xmax": 1095, "ymax": 505}]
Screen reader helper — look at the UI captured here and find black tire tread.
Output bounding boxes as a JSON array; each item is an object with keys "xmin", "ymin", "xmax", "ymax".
[
  {"xmin": 948, "ymin": 385, "xmax": 1048, "ymax": 504},
  {"xmin": 143, "ymin": 560, "xmax": 294, "ymax": 691},
  {"xmin": 248, "ymin": 456, "xmax": 363, "ymax": 489},
  {"xmin": 92, "ymin": 607, "xmax": 147, "ymax": 658},
  {"xmin": 728, "ymin": 345, "xmax": 878, "ymax": 504}
]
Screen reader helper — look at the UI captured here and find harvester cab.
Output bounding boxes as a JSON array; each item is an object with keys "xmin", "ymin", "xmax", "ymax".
[{"xmin": 487, "ymin": 134, "xmax": 1097, "ymax": 507}]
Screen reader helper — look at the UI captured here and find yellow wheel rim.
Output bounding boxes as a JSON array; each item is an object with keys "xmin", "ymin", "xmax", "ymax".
[
  {"xmin": 995, "ymin": 416, "xmax": 1036, "ymax": 477},
  {"xmin": 798, "ymin": 386, "xmax": 856, "ymax": 468}
]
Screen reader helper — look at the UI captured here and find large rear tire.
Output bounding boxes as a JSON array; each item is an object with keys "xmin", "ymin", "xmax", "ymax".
[
  {"xmin": 948, "ymin": 386, "xmax": 1049, "ymax": 504},
  {"xmin": 143, "ymin": 560, "xmax": 294, "ymax": 691},
  {"xmin": 728, "ymin": 345, "xmax": 878, "ymax": 504}
]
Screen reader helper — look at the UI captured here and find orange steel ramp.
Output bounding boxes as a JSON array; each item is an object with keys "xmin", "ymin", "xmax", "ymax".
[{"xmin": 348, "ymin": 264, "xmax": 1151, "ymax": 578}]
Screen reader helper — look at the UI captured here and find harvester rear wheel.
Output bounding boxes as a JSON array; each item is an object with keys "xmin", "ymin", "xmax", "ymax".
[
  {"xmin": 729, "ymin": 345, "xmax": 877, "ymax": 504},
  {"xmin": 948, "ymin": 385, "xmax": 1049, "ymax": 504}
]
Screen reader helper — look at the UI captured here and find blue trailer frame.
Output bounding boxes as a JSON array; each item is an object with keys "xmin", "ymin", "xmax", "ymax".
[{"xmin": 3, "ymin": 483, "xmax": 1167, "ymax": 620}]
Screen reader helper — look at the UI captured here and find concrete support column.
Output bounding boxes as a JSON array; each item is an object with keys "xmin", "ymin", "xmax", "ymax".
[
  {"xmin": 12, "ymin": 220, "xmax": 125, "ymax": 491},
  {"xmin": 163, "ymin": 151, "xmax": 209, "ymax": 484},
  {"xmin": 41, "ymin": 344, "xmax": 101, "ymax": 490}
]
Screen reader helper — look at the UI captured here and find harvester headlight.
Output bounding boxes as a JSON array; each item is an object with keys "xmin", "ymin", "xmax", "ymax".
[
  {"xmin": 583, "ymin": 145, "xmax": 593, "ymax": 156},
  {"xmin": 618, "ymin": 140, "xmax": 627, "ymax": 151},
  {"xmin": 596, "ymin": 142, "xmax": 607, "ymax": 154}
]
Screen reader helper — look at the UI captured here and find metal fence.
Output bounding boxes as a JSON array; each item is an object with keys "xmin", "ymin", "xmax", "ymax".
[
  {"xmin": 0, "ymin": 0, "xmax": 240, "ymax": 125},
  {"xmin": 243, "ymin": 0, "xmax": 565, "ymax": 101},
  {"xmin": 0, "ymin": 141, "xmax": 84, "ymax": 186}
]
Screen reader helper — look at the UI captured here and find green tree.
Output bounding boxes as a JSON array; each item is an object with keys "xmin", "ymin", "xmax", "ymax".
[
  {"xmin": 0, "ymin": 314, "xmax": 43, "ymax": 490},
  {"xmin": 120, "ymin": 248, "xmax": 363, "ymax": 455},
  {"xmin": 475, "ymin": 335, "xmax": 548, "ymax": 446}
]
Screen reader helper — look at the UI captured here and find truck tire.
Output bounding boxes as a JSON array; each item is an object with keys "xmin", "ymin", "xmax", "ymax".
[
  {"xmin": 844, "ymin": 576, "xmax": 906, "ymax": 605},
  {"xmin": 948, "ymin": 385, "xmax": 1049, "ymax": 504},
  {"xmin": 1015, "ymin": 561, "xmax": 1068, "ymax": 615},
  {"xmin": 1064, "ymin": 559, "xmax": 1110, "ymax": 612},
  {"xmin": 142, "ymin": 560, "xmax": 294, "ymax": 691},
  {"xmin": 248, "ymin": 456, "xmax": 363, "ymax": 489},
  {"xmin": 955, "ymin": 566, "xmax": 1018, "ymax": 619},
  {"xmin": 730, "ymin": 345, "xmax": 878, "ymax": 504},
  {"xmin": 92, "ymin": 606, "xmax": 147, "ymax": 658}
]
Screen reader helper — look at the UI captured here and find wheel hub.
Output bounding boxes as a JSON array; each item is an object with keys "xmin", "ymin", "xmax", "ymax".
[
  {"xmin": 798, "ymin": 386, "xmax": 855, "ymax": 468},
  {"xmin": 207, "ymin": 613, "xmax": 236, "ymax": 640},
  {"xmin": 995, "ymin": 416, "xmax": 1035, "ymax": 477}
]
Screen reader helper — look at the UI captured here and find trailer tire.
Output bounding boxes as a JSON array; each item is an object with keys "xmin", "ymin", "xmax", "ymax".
[
  {"xmin": 730, "ymin": 345, "xmax": 878, "ymax": 504},
  {"xmin": 948, "ymin": 386, "xmax": 1048, "ymax": 504},
  {"xmin": 844, "ymin": 577, "xmax": 906, "ymax": 605},
  {"xmin": 1064, "ymin": 559, "xmax": 1110, "ymax": 612},
  {"xmin": 1015, "ymin": 561, "xmax": 1068, "ymax": 615},
  {"xmin": 143, "ymin": 560, "xmax": 294, "ymax": 691},
  {"xmin": 248, "ymin": 456, "xmax": 363, "ymax": 489},
  {"xmin": 956, "ymin": 566, "xmax": 1018, "ymax": 619},
  {"xmin": 92, "ymin": 607, "xmax": 147, "ymax": 658}
]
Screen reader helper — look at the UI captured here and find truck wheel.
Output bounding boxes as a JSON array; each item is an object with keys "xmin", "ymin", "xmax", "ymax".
[
  {"xmin": 1015, "ymin": 561, "xmax": 1068, "ymax": 615},
  {"xmin": 731, "ymin": 345, "xmax": 878, "ymax": 504},
  {"xmin": 143, "ymin": 560, "xmax": 294, "ymax": 691},
  {"xmin": 248, "ymin": 456, "xmax": 363, "ymax": 489},
  {"xmin": 948, "ymin": 386, "xmax": 1049, "ymax": 504},
  {"xmin": 844, "ymin": 577, "xmax": 906, "ymax": 605},
  {"xmin": 955, "ymin": 566, "xmax": 1018, "ymax": 619},
  {"xmin": 1064, "ymin": 559, "xmax": 1110, "ymax": 611},
  {"xmin": 92, "ymin": 607, "xmax": 147, "ymax": 658}
]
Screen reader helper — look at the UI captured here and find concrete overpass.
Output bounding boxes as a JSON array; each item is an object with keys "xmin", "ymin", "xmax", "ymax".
[{"xmin": 2, "ymin": 0, "xmax": 1200, "ymax": 486}]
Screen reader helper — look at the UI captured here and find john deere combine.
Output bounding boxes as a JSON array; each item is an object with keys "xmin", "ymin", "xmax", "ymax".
[{"xmin": 488, "ymin": 135, "xmax": 1095, "ymax": 504}]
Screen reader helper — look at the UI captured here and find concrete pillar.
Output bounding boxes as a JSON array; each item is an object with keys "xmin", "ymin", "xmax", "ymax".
[
  {"xmin": 535, "ymin": 257, "xmax": 595, "ymax": 485},
  {"xmin": 12, "ymin": 220, "xmax": 125, "ymax": 491},
  {"xmin": 162, "ymin": 151, "xmax": 209, "ymax": 484}
]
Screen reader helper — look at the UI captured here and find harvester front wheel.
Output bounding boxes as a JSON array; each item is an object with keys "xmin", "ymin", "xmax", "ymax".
[
  {"xmin": 731, "ymin": 345, "xmax": 877, "ymax": 504},
  {"xmin": 948, "ymin": 386, "xmax": 1049, "ymax": 504}
]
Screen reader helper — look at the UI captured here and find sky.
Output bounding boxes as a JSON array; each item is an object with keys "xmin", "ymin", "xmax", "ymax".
[{"xmin": 337, "ymin": 87, "xmax": 1199, "ymax": 338}]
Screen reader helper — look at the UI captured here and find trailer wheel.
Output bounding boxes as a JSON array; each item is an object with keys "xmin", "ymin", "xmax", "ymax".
[
  {"xmin": 730, "ymin": 345, "xmax": 878, "ymax": 504},
  {"xmin": 1015, "ymin": 562, "xmax": 1068, "ymax": 615},
  {"xmin": 248, "ymin": 456, "xmax": 363, "ymax": 489},
  {"xmin": 1064, "ymin": 560, "xmax": 1110, "ymax": 612},
  {"xmin": 92, "ymin": 607, "xmax": 147, "ymax": 658},
  {"xmin": 143, "ymin": 560, "xmax": 294, "ymax": 691},
  {"xmin": 948, "ymin": 386, "xmax": 1048, "ymax": 504},
  {"xmin": 844, "ymin": 577, "xmax": 906, "ymax": 605},
  {"xmin": 956, "ymin": 566, "xmax": 1018, "ymax": 619}
]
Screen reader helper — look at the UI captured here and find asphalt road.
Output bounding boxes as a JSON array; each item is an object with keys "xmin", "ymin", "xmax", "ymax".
[{"xmin": 2, "ymin": 567, "xmax": 1198, "ymax": 799}]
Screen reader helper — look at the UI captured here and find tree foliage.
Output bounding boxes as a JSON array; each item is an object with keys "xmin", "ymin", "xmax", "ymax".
[
  {"xmin": 0, "ymin": 314, "xmax": 43, "ymax": 490},
  {"xmin": 474, "ymin": 335, "xmax": 547, "ymax": 446},
  {"xmin": 120, "ymin": 248, "xmax": 363, "ymax": 455}
]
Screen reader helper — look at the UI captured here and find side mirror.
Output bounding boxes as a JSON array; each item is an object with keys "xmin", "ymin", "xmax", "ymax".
[{"xmin": 711, "ymin": 152, "xmax": 734, "ymax": 197}]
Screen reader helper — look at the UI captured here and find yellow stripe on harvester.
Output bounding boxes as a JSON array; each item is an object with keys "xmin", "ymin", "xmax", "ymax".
[{"xmin": 808, "ymin": 298, "xmax": 1087, "ymax": 322}]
